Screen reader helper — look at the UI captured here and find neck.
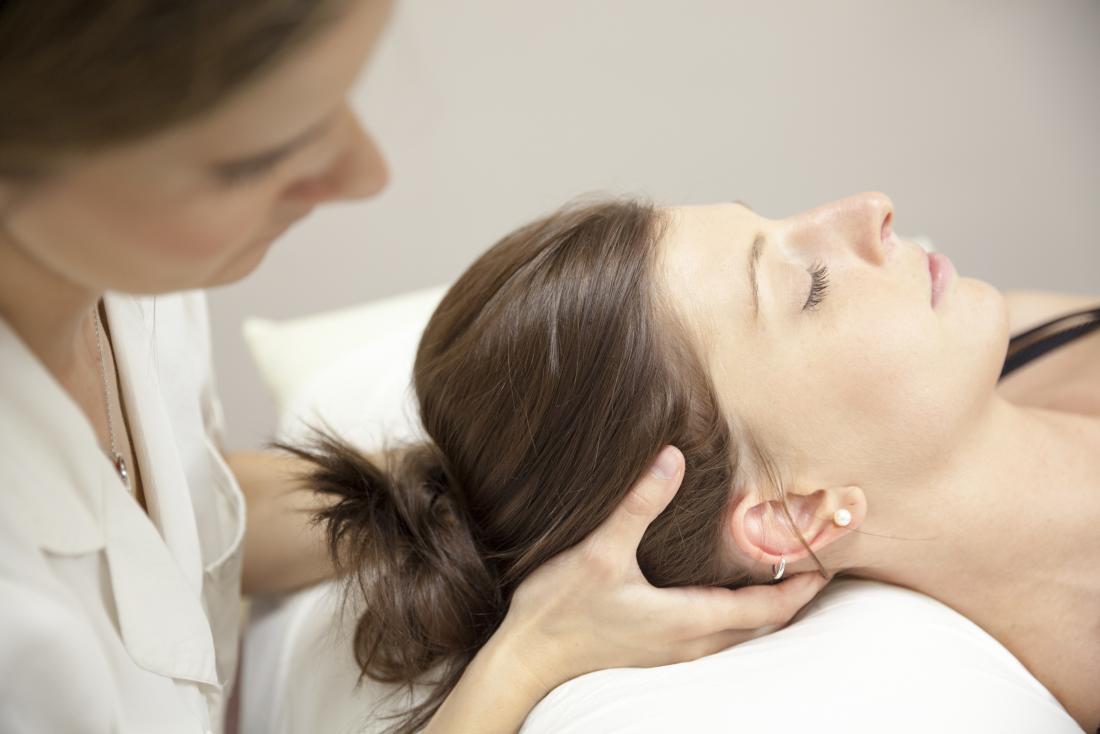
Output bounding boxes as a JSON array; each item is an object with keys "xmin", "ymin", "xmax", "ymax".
[
  {"xmin": 851, "ymin": 397, "xmax": 1100, "ymax": 601},
  {"xmin": 846, "ymin": 395, "xmax": 1100, "ymax": 723},
  {"xmin": 0, "ymin": 226, "xmax": 100, "ymax": 379}
]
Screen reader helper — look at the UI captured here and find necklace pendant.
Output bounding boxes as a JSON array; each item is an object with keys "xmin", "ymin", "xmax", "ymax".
[{"xmin": 112, "ymin": 454, "xmax": 129, "ymax": 487}]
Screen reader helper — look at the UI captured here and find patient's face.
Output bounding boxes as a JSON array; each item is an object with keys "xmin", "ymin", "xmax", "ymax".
[{"xmin": 659, "ymin": 194, "xmax": 1008, "ymax": 495}]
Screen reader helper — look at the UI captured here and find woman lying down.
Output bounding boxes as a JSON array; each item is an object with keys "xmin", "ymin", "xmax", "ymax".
[{"xmin": 284, "ymin": 193, "xmax": 1100, "ymax": 733}]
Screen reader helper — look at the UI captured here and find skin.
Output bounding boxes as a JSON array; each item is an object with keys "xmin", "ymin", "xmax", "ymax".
[
  {"xmin": 0, "ymin": 1, "xmax": 828, "ymax": 731},
  {"xmin": 660, "ymin": 194, "xmax": 1100, "ymax": 729}
]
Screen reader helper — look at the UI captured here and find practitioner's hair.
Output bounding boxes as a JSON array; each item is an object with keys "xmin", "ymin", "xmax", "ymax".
[
  {"xmin": 282, "ymin": 199, "xmax": 816, "ymax": 734},
  {"xmin": 0, "ymin": 0, "xmax": 345, "ymax": 178}
]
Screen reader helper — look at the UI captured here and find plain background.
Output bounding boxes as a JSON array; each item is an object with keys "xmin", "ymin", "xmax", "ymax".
[{"xmin": 208, "ymin": 0, "xmax": 1100, "ymax": 450}]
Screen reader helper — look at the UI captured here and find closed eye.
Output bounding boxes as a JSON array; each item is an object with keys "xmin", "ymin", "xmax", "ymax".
[
  {"xmin": 803, "ymin": 261, "xmax": 829, "ymax": 311},
  {"xmin": 212, "ymin": 112, "xmax": 337, "ymax": 186},
  {"xmin": 215, "ymin": 153, "xmax": 286, "ymax": 185}
]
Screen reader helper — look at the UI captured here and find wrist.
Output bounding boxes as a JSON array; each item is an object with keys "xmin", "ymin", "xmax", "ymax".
[
  {"xmin": 424, "ymin": 631, "xmax": 556, "ymax": 734},
  {"xmin": 478, "ymin": 625, "xmax": 563, "ymax": 704}
]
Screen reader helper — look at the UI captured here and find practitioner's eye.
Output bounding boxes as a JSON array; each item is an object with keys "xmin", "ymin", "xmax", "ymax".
[{"xmin": 802, "ymin": 261, "xmax": 830, "ymax": 311}]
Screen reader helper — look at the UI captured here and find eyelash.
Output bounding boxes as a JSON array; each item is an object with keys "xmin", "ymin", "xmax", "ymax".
[{"xmin": 802, "ymin": 261, "xmax": 830, "ymax": 311}]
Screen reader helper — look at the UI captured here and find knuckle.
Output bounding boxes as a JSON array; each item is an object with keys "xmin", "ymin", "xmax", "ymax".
[
  {"xmin": 577, "ymin": 540, "xmax": 617, "ymax": 578},
  {"xmin": 620, "ymin": 485, "xmax": 655, "ymax": 518}
]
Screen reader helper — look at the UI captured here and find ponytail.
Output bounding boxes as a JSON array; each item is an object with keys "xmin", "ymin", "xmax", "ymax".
[{"xmin": 277, "ymin": 432, "xmax": 504, "ymax": 734}]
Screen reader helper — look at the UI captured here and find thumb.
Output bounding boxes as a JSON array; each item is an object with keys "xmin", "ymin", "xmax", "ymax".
[{"xmin": 591, "ymin": 446, "xmax": 684, "ymax": 556}]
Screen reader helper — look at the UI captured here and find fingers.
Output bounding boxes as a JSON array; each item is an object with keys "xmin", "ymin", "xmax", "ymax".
[
  {"xmin": 673, "ymin": 578, "xmax": 822, "ymax": 661},
  {"xmin": 588, "ymin": 446, "xmax": 684, "ymax": 557},
  {"xmin": 673, "ymin": 572, "xmax": 830, "ymax": 636}
]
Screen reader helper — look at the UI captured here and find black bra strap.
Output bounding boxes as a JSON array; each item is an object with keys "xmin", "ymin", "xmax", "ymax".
[{"xmin": 1000, "ymin": 306, "xmax": 1100, "ymax": 380}]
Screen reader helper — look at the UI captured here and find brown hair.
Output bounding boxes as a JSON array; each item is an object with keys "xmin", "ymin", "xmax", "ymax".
[
  {"xmin": 283, "ymin": 199, "xmax": 806, "ymax": 733},
  {"xmin": 0, "ymin": 0, "xmax": 344, "ymax": 177}
]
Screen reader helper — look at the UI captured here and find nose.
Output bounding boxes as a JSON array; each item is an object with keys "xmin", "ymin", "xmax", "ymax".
[
  {"xmin": 284, "ymin": 106, "xmax": 389, "ymax": 206},
  {"xmin": 790, "ymin": 192, "xmax": 895, "ymax": 266}
]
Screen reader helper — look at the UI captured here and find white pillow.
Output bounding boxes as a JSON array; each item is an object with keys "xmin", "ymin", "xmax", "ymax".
[
  {"xmin": 521, "ymin": 579, "xmax": 1076, "ymax": 733},
  {"xmin": 242, "ymin": 284, "xmax": 449, "ymax": 421},
  {"xmin": 240, "ymin": 284, "xmax": 1076, "ymax": 734}
]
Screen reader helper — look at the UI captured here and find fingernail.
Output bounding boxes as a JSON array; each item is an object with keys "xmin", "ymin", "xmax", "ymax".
[{"xmin": 649, "ymin": 447, "xmax": 679, "ymax": 479}]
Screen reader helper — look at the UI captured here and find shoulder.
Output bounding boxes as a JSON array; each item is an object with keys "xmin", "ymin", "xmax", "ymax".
[{"xmin": 1003, "ymin": 290, "xmax": 1100, "ymax": 334}]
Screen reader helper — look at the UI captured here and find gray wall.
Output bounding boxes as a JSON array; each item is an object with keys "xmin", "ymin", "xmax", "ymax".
[{"xmin": 208, "ymin": 0, "xmax": 1100, "ymax": 450}]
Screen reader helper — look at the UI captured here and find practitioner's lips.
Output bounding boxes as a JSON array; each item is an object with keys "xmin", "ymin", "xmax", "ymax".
[{"xmin": 926, "ymin": 251, "xmax": 955, "ymax": 308}]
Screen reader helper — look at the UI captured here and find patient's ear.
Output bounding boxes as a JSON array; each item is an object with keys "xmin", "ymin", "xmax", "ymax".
[{"xmin": 726, "ymin": 484, "xmax": 866, "ymax": 570}]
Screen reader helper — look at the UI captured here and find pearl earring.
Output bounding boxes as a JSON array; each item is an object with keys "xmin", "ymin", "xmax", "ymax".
[
  {"xmin": 771, "ymin": 556, "xmax": 786, "ymax": 581},
  {"xmin": 833, "ymin": 508, "xmax": 852, "ymax": 527}
]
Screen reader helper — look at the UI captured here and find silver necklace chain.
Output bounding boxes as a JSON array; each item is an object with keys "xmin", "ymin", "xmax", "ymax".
[{"xmin": 92, "ymin": 304, "xmax": 131, "ymax": 489}]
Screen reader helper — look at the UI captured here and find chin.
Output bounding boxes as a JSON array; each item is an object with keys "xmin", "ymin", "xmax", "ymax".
[
  {"xmin": 950, "ymin": 277, "xmax": 1010, "ymax": 389},
  {"xmin": 206, "ymin": 237, "xmax": 278, "ymax": 287}
]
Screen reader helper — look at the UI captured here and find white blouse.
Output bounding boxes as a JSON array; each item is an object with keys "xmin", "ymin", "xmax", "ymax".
[{"xmin": 0, "ymin": 292, "xmax": 245, "ymax": 734}]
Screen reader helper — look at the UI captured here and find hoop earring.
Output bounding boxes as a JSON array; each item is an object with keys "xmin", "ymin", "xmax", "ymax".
[{"xmin": 771, "ymin": 556, "xmax": 786, "ymax": 581}]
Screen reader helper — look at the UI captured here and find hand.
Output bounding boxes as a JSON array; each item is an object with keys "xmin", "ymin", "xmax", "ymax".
[
  {"xmin": 491, "ymin": 445, "xmax": 830, "ymax": 692},
  {"xmin": 425, "ymin": 445, "xmax": 828, "ymax": 734}
]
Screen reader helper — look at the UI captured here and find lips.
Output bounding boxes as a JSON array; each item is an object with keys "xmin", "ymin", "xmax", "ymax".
[{"xmin": 927, "ymin": 251, "xmax": 955, "ymax": 308}]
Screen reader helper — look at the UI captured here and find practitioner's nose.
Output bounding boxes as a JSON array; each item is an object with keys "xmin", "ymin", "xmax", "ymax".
[{"xmin": 283, "ymin": 105, "xmax": 389, "ymax": 206}]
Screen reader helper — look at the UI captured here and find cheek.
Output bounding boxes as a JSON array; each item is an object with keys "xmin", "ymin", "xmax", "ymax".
[
  {"xmin": 8, "ymin": 175, "xmax": 275, "ymax": 292},
  {"xmin": 145, "ymin": 192, "xmax": 271, "ymax": 261},
  {"xmin": 84, "ymin": 172, "xmax": 273, "ymax": 263},
  {"xmin": 735, "ymin": 285, "xmax": 1006, "ymax": 483},
  {"xmin": 72, "ymin": 182, "xmax": 271, "ymax": 263},
  {"xmin": 769, "ymin": 315, "xmax": 970, "ymax": 477}
]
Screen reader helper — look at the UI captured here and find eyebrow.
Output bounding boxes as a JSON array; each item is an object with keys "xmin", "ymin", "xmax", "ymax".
[
  {"xmin": 213, "ymin": 116, "xmax": 333, "ymax": 177},
  {"xmin": 748, "ymin": 232, "xmax": 765, "ymax": 322}
]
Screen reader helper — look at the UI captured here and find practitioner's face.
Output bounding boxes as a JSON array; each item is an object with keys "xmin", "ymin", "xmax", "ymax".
[
  {"xmin": 0, "ymin": 0, "xmax": 393, "ymax": 295},
  {"xmin": 658, "ymin": 194, "xmax": 1008, "ymax": 502}
]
